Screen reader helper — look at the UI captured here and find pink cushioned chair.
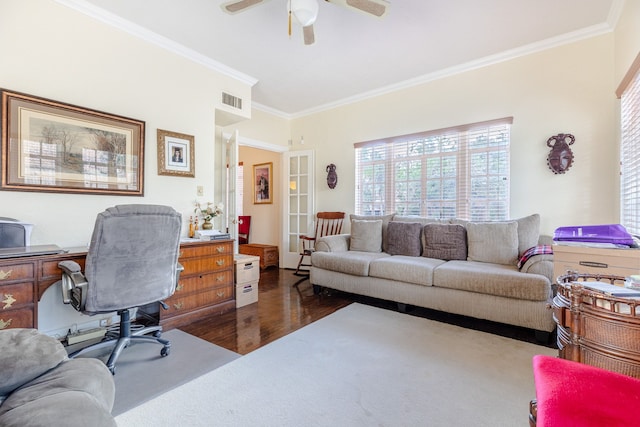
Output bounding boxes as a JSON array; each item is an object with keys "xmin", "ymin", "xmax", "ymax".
[{"xmin": 531, "ymin": 355, "xmax": 640, "ymax": 427}]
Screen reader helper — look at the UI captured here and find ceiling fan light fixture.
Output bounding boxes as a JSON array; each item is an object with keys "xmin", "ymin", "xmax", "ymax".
[{"xmin": 290, "ymin": 0, "xmax": 319, "ymax": 27}]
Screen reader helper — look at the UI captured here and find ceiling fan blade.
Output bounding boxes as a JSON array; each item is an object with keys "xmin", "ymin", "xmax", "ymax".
[
  {"xmin": 325, "ymin": 0, "xmax": 389, "ymax": 18},
  {"xmin": 303, "ymin": 25, "xmax": 315, "ymax": 45},
  {"xmin": 221, "ymin": 0, "xmax": 269, "ymax": 14}
]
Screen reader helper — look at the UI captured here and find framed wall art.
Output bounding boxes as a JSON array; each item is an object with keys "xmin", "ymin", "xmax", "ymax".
[
  {"xmin": 1, "ymin": 89, "xmax": 144, "ymax": 196},
  {"xmin": 253, "ymin": 162, "xmax": 273, "ymax": 204},
  {"xmin": 157, "ymin": 129, "xmax": 195, "ymax": 177}
]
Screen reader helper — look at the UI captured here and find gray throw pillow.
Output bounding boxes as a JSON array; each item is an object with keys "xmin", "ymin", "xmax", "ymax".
[
  {"xmin": 423, "ymin": 224, "xmax": 467, "ymax": 260},
  {"xmin": 0, "ymin": 328, "xmax": 68, "ymax": 398},
  {"xmin": 350, "ymin": 219, "xmax": 383, "ymax": 252},
  {"xmin": 386, "ymin": 221, "xmax": 423, "ymax": 256},
  {"xmin": 466, "ymin": 221, "xmax": 519, "ymax": 265}
]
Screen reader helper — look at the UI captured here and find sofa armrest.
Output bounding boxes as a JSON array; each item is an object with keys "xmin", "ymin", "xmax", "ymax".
[
  {"xmin": 521, "ymin": 254, "xmax": 554, "ymax": 284},
  {"xmin": 315, "ymin": 234, "xmax": 350, "ymax": 252}
]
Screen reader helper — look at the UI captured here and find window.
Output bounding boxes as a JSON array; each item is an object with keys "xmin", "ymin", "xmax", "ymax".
[
  {"xmin": 355, "ymin": 117, "xmax": 512, "ymax": 221},
  {"xmin": 619, "ymin": 54, "xmax": 640, "ymax": 235}
]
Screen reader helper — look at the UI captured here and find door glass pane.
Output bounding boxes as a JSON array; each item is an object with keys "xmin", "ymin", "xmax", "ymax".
[
  {"xmin": 290, "ymin": 156, "xmax": 298, "ymax": 175},
  {"xmin": 300, "ymin": 195, "xmax": 308, "ymax": 214},
  {"xmin": 289, "ymin": 215, "xmax": 298, "ymax": 233},
  {"xmin": 289, "ymin": 234, "xmax": 298, "ymax": 252},
  {"xmin": 299, "ymin": 176, "xmax": 308, "ymax": 195},
  {"xmin": 290, "ymin": 195, "xmax": 298, "ymax": 214},
  {"xmin": 300, "ymin": 156, "xmax": 308, "ymax": 174}
]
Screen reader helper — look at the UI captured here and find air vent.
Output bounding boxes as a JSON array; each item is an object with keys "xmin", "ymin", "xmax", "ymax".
[{"xmin": 222, "ymin": 92, "xmax": 243, "ymax": 110}]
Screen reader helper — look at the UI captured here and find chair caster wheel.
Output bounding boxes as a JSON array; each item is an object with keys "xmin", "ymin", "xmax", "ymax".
[
  {"xmin": 161, "ymin": 346, "xmax": 170, "ymax": 357},
  {"xmin": 153, "ymin": 331, "xmax": 162, "ymax": 338}
]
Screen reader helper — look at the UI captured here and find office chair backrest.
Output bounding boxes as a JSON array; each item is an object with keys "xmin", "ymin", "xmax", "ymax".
[
  {"xmin": 314, "ymin": 212, "xmax": 345, "ymax": 239},
  {"xmin": 84, "ymin": 204, "xmax": 182, "ymax": 312}
]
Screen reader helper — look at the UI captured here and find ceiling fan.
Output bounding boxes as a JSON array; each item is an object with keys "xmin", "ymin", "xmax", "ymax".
[{"xmin": 220, "ymin": 0, "xmax": 390, "ymax": 45}]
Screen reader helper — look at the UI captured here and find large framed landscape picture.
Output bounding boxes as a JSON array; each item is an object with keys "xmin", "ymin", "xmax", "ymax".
[{"xmin": 1, "ymin": 89, "xmax": 145, "ymax": 196}]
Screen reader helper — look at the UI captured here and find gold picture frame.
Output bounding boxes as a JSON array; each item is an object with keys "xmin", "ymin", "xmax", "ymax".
[
  {"xmin": 157, "ymin": 129, "xmax": 195, "ymax": 177},
  {"xmin": 253, "ymin": 162, "xmax": 273, "ymax": 204},
  {"xmin": 1, "ymin": 89, "xmax": 144, "ymax": 195}
]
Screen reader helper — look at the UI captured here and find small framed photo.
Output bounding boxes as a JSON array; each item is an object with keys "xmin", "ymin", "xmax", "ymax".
[
  {"xmin": 157, "ymin": 129, "xmax": 194, "ymax": 177},
  {"xmin": 253, "ymin": 162, "xmax": 273, "ymax": 204}
]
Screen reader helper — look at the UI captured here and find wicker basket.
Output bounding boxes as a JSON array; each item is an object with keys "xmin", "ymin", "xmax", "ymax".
[{"xmin": 553, "ymin": 271, "xmax": 640, "ymax": 378}]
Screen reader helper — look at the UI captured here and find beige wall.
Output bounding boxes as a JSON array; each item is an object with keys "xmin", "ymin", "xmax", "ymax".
[{"xmin": 288, "ymin": 34, "xmax": 619, "ymax": 236}]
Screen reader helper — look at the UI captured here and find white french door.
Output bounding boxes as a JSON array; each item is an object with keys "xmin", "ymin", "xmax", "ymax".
[
  {"xmin": 281, "ymin": 150, "xmax": 314, "ymax": 269},
  {"xmin": 223, "ymin": 130, "xmax": 239, "ymax": 251}
]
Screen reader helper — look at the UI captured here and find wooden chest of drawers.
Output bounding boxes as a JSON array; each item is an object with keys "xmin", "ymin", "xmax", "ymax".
[
  {"xmin": 239, "ymin": 243, "xmax": 279, "ymax": 269},
  {"xmin": 160, "ymin": 240, "xmax": 235, "ymax": 329}
]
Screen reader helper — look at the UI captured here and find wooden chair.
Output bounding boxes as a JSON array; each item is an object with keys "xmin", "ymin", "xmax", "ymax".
[
  {"xmin": 294, "ymin": 212, "xmax": 345, "ymax": 280},
  {"xmin": 238, "ymin": 216, "xmax": 251, "ymax": 245}
]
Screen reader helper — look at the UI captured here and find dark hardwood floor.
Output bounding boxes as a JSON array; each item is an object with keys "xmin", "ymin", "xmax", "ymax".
[
  {"xmin": 180, "ymin": 268, "xmax": 556, "ymax": 354},
  {"xmin": 180, "ymin": 269, "xmax": 352, "ymax": 355}
]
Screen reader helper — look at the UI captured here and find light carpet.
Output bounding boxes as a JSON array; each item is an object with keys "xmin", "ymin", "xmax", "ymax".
[
  {"xmin": 115, "ymin": 303, "xmax": 556, "ymax": 426},
  {"xmin": 76, "ymin": 328, "xmax": 240, "ymax": 415}
]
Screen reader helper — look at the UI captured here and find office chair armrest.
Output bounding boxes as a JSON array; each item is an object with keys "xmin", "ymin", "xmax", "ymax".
[
  {"xmin": 58, "ymin": 260, "xmax": 88, "ymax": 307},
  {"xmin": 176, "ymin": 262, "xmax": 184, "ymax": 282}
]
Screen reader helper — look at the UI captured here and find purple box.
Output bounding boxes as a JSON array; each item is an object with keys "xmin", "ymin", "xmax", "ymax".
[{"xmin": 553, "ymin": 224, "xmax": 634, "ymax": 246}]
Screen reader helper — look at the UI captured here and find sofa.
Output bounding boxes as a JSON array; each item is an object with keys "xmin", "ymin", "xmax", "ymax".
[
  {"xmin": 310, "ymin": 213, "xmax": 556, "ymax": 340},
  {"xmin": 0, "ymin": 328, "xmax": 116, "ymax": 427}
]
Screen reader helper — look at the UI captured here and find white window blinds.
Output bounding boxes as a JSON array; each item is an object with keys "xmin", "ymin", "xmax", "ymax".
[
  {"xmin": 354, "ymin": 117, "xmax": 512, "ymax": 220},
  {"xmin": 620, "ymin": 55, "xmax": 640, "ymax": 235}
]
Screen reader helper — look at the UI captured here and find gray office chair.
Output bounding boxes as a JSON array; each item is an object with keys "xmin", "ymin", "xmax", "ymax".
[{"xmin": 59, "ymin": 204, "xmax": 183, "ymax": 374}]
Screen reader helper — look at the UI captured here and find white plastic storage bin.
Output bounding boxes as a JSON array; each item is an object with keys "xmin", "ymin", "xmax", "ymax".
[
  {"xmin": 236, "ymin": 280, "xmax": 258, "ymax": 308},
  {"xmin": 235, "ymin": 254, "xmax": 260, "ymax": 284}
]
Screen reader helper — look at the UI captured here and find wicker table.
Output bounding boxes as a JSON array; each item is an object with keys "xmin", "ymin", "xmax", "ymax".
[{"xmin": 553, "ymin": 272, "xmax": 640, "ymax": 378}]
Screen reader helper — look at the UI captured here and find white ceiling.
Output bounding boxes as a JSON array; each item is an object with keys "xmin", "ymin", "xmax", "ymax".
[{"xmin": 62, "ymin": 0, "xmax": 619, "ymax": 117}]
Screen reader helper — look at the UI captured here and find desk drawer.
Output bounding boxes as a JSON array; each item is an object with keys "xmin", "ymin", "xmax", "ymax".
[
  {"xmin": 1, "ymin": 282, "xmax": 34, "ymax": 309},
  {"xmin": 181, "ymin": 254, "xmax": 233, "ymax": 275},
  {"xmin": 0, "ymin": 263, "xmax": 34, "ymax": 283},
  {"xmin": 175, "ymin": 270, "xmax": 233, "ymax": 295},
  {"xmin": 163, "ymin": 285, "xmax": 233, "ymax": 317},
  {"xmin": 180, "ymin": 241, "xmax": 233, "ymax": 259},
  {"xmin": 0, "ymin": 308, "xmax": 33, "ymax": 330},
  {"xmin": 41, "ymin": 257, "xmax": 85, "ymax": 279}
]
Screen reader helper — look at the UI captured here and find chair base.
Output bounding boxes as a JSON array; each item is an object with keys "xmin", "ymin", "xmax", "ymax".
[{"xmin": 70, "ymin": 308, "xmax": 170, "ymax": 374}]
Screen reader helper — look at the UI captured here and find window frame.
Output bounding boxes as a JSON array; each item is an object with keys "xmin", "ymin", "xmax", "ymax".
[{"xmin": 354, "ymin": 117, "xmax": 512, "ymax": 220}]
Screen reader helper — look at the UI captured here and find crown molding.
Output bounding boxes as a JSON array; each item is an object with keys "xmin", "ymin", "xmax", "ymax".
[
  {"xmin": 53, "ymin": 0, "xmax": 258, "ymax": 87},
  {"xmin": 288, "ymin": 22, "xmax": 615, "ymax": 119}
]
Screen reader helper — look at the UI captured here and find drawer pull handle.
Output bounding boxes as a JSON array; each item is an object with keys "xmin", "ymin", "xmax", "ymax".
[
  {"xmin": 216, "ymin": 275, "xmax": 224, "ymax": 282},
  {"xmin": 0, "ymin": 318, "xmax": 12, "ymax": 330},
  {"xmin": 216, "ymin": 260, "xmax": 225, "ymax": 266},
  {"xmin": 0, "ymin": 270, "xmax": 12, "ymax": 281},
  {"xmin": 217, "ymin": 291, "xmax": 226, "ymax": 298},
  {"xmin": 2, "ymin": 294, "xmax": 16, "ymax": 310},
  {"xmin": 216, "ymin": 246, "xmax": 224, "ymax": 253},
  {"xmin": 176, "ymin": 284, "xmax": 184, "ymax": 292},
  {"xmin": 579, "ymin": 261, "xmax": 608, "ymax": 269},
  {"xmin": 173, "ymin": 302, "xmax": 184, "ymax": 310}
]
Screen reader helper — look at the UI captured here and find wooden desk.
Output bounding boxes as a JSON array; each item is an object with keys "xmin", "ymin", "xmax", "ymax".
[{"xmin": 0, "ymin": 240, "xmax": 235, "ymax": 331}]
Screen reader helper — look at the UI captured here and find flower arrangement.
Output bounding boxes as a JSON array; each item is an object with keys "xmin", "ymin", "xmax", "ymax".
[{"xmin": 194, "ymin": 201, "xmax": 224, "ymax": 222}]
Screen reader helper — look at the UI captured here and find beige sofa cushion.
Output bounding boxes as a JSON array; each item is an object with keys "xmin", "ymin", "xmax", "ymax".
[
  {"xmin": 434, "ymin": 260, "xmax": 551, "ymax": 301},
  {"xmin": 515, "ymin": 213, "xmax": 540, "ymax": 256},
  {"xmin": 312, "ymin": 251, "xmax": 389, "ymax": 276},
  {"xmin": 385, "ymin": 221, "xmax": 422, "ymax": 256},
  {"xmin": 466, "ymin": 221, "xmax": 519, "ymax": 265},
  {"xmin": 369, "ymin": 256, "xmax": 445, "ymax": 286},
  {"xmin": 350, "ymin": 219, "xmax": 383, "ymax": 252},
  {"xmin": 350, "ymin": 213, "xmax": 394, "ymax": 251}
]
